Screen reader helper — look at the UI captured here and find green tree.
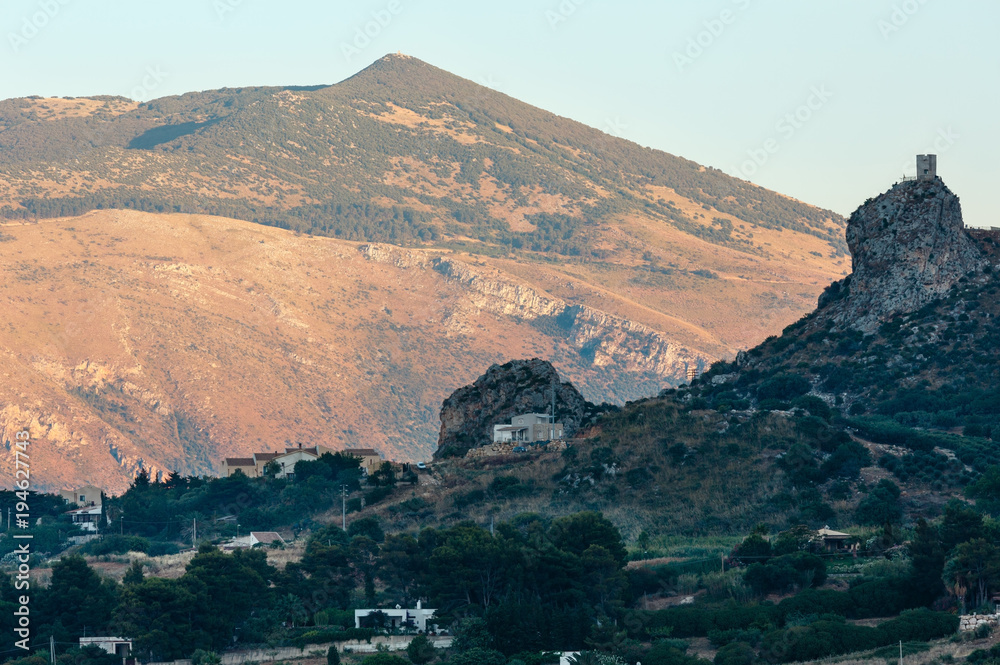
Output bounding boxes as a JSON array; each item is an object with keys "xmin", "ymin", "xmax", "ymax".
[
  {"xmin": 548, "ymin": 512, "xmax": 628, "ymax": 567},
  {"xmin": 908, "ymin": 518, "xmax": 944, "ymax": 606},
  {"xmin": 182, "ymin": 546, "xmax": 274, "ymax": 648},
  {"xmin": 715, "ymin": 642, "xmax": 756, "ymax": 665},
  {"xmin": 946, "ymin": 538, "xmax": 1000, "ymax": 611},
  {"xmin": 940, "ymin": 499, "xmax": 984, "ymax": 552},
  {"xmin": 42, "ymin": 556, "xmax": 118, "ymax": 638},
  {"xmin": 406, "ymin": 633, "xmax": 437, "ymax": 664},
  {"xmin": 327, "ymin": 646, "xmax": 341, "ymax": 665},
  {"xmin": 360, "ymin": 654, "xmax": 408, "ymax": 665},
  {"xmin": 123, "ymin": 561, "xmax": 145, "ymax": 587},
  {"xmin": 854, "ymin": 479, "xmax": 902, "ymax": 525},
  {"xmin": 192, "ymin": 650, "xmax": 222, "ymax": 665},
  {"xmin": 452, "ymin": 617, "xmax": 494, "ymax": 651},
  {"xmin": 369, "ymin": 462, "xmax": 397, "ymax": 487},
  {"xmin": 114, "ymin": 577, "xmax": 209, "ymax": 661},
  {"xmin": 967, "ymin": 466, "xmax": 1000, "ymax": 516},
  {"xmin": 732, "ymin": 533, "xmax": 771, "ymax": 564},
  {"xmin": 450, "ymin": 648, "xmax": 507, "ymax": 665},
  {"xmin": 349, "ymin": 516, "xmax": 385, "ymax": 542}
]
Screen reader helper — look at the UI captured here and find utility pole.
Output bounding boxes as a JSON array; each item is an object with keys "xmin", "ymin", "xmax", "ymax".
[
  {"xmin": 120, "ymin": 516, "xmax": 123, "ymax": 535},
  {"xmin": 342, "ymin": 485, "xmax": 347, "ymax": 531},
  {"xmin": 192, "ymin": 518, "xmax": 197, "ymax": 549},
  {"xmin": 899, "ymin": 640, "xmax": 903, "ymax": 665},
  {"xmin": 50, "ymin": 635, "xmax": 55, "ymax": 664}
]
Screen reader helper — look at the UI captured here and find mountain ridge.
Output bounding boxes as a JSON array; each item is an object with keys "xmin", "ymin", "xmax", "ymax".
[{"xmin": 0, "ymin": 54, "xmax": 853, "ymax": 490}]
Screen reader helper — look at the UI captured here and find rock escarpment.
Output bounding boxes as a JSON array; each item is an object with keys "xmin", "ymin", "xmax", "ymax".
[
  {"xmin": 435, "ymin": 359, "xmax": 616, "ymax": 458},
  {"xmin": 361, "ymin": 244, "xmax": 714, "ymax": 391},
  {"xmin": 822, "ymin": 178, "xmax": 989, "ymax": 332}
]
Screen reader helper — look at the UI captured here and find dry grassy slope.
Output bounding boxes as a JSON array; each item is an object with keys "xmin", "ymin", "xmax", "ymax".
[{"xmin": 0, "ymin": 209, "xmax": 737, "ymax": 492}]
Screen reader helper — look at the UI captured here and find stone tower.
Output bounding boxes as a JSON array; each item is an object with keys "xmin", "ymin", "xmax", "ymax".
[{"xmin": 917, "ymin": 154, "xmax": 937, "ymax": 181}]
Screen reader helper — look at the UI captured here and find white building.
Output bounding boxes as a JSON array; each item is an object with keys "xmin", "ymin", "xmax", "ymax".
[
  {"xmin": 60, "ymin": 484, "xmax": 103, "ymax": 507},
  {"xmin": 66, "ymin": 505, "xmax": 103, "ymax": 532},
  {"xmin": 80, "ymin": 637, "xmax": 131, "ymax": 658},
  {"xmin": 493, "ymin": 413, "xmax": 564, "ymax": 443},
  {"xmin": 355, "ymin": 601, "xmax": 437, "ymax": 632},
  {"xmin": 225, "ymin": 531, "xmax": 285, "ymax": 549}
]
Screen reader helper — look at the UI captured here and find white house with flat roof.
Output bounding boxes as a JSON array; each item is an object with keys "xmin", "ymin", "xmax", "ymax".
[
  {"xmin": 80, "ymin": 637, "xmax": 131, "ymax": 658},
  {"xmin": 355, "ymin": 601, "xmax": 436, "ymax": 632},
  {"xmin": 493, "ymin": 413, "xmax": 563, "ymax": 443},
  {"xmin": 66, "ymin": 505, "xmax": 102, "ymax": 532}
]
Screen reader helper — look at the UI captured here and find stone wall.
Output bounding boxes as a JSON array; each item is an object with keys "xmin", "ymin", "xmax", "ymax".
[
  {"xmin": 959, "ymin": 613, "xmax": 1000, "ymax": 632},
  {"xmin": 466, "ymin": 440, "xmax": 569, "ymax": 459}
]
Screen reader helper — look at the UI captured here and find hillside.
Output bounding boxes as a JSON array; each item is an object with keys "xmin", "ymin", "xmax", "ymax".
[
  {"xmin": 0, "ymin": 55, "xmax": 854, "ymax": 491},
  {"xmin": 360, "ymin": 174, "xmax": 1000, "ymax": 539},
  {"xmin": 0, "ymin": 209, "xmax": 736, "ymax": 492},
  {"xmin": 0, "ymin": 54, "xmax": 847, "ymax": 358}
]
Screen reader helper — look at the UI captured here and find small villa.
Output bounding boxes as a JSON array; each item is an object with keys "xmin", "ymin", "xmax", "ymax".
[
  {"xmin": 355, "ymin": 601, "xmax": 437, "ymax": 632},
  {"xmin": 65, "ymin": 505, "xmax": 103, "ymax": 533},
  {"xmin": 816, "ymin": 527, "xmax": 854, "ymax": 552},
  {"xmin": 493, "ymin": 413, "xmax": 564, "ymax": 443}
]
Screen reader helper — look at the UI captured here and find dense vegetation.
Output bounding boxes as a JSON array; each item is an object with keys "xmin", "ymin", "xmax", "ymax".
[{"xmin": 3, "ymin": 497, "xmax": 986, "ymax": 665}]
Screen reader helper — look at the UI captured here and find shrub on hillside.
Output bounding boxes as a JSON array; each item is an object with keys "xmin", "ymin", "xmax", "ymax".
[
  {"xmin": 854, "ymin": 479, "xmax": 903, "ymax": 525},
  {"xmin": 757, "ymin": 374, "xmax": 811, "ymax": 402},
  {"xmin": 84, "ymin": 535, "xmax": 149, "ymax": 555},
  {"xmin": 714, "ymin": 642, "xmax": 757, "ymax": 665},
  {"xmin": 743, "ymin": 553, "xmax": 826, "ymax": 596}
]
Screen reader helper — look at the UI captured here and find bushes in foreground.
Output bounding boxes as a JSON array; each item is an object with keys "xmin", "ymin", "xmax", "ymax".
[
  {"xmin": 760, "ymin": 609, "xmax": 957, "ymax": 663},
  {"xmin": 636, "ymin": 581, "xmax": 934, "ymax": 641}
]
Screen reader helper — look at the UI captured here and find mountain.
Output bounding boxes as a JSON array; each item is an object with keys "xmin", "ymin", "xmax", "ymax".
[
  {"xmin": 0, "ymin": 55, "xmax": 850, "ymax": 491},
  {"xmin": 0, "ymin": 54, "xmax": 847, "ymax": 357},
  {"xmin": 399, "ymin": 173, "xmax": 1000, "ymax": 537}
]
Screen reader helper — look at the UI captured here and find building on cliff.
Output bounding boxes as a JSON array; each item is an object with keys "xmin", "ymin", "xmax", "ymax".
[
  {"xmin": 917, "ymin": 153, "xmax": 937, "ymax": 181},
  {"xmin": 493, "ymin": 413, "xmax": 564, "ymax": 443}
]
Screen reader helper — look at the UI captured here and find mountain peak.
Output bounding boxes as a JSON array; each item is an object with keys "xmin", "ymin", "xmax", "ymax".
[{"xmin": 820, "ymin": 162, "xmax": 990, "ymax": 331}]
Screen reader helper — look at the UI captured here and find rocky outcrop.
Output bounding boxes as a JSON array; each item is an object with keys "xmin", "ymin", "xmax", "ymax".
[
  {"xmin": 435, "ymin": 359, "xmax": 617, "ymax": 458},
  {"xmin": 830, "ymin": 178, "xmax": 989, "ymax": 332}
]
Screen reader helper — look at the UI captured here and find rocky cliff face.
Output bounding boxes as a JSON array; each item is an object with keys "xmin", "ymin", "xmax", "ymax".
[
  {"xmin": 823, "ymin": 177, "xmax": 989, "ymax": 332},
  {"xmin": 435, "ymin": 359, "xmax": 616, "ymax": 458},
  {"xmin": 361, "ymin": 244, "xmax": 713, "ymax": 387}
]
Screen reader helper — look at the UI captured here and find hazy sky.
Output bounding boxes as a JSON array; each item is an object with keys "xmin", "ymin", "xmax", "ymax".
[{"xmin": 4, "ymin": 0, "xmax": 997, "ymax": 226}]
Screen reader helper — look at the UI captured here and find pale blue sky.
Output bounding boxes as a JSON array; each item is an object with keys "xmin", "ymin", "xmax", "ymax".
[{"xmin": 4, "ymin": 0, "xmax": 997, "ymax": 226}]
